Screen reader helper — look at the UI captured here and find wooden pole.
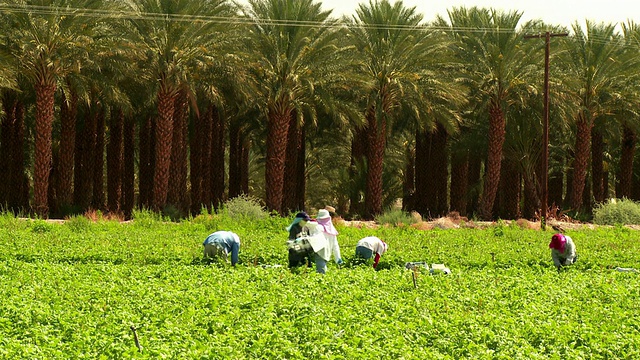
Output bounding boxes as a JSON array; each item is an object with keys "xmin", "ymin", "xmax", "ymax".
[{"xmin": 524, "ymin": 31, "xmax": 568, "ymax": 230}]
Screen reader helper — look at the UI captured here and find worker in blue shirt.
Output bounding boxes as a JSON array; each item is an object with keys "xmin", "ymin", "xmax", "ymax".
[{"xmin": 203, "ymin": 231, "xmax": 241, "ymax": 266}]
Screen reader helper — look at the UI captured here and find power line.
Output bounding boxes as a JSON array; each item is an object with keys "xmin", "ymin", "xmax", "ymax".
[
  {"xmin": 0, "ymin": 3, "xmax": 583, "ymax": 33},
  {"xmin": 1, "ymin": 3, "xmax": 639, "ymax": 49}
]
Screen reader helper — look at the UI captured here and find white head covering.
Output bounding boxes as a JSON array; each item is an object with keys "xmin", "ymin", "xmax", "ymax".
[{"xmin": 316, "ymin": 209, "xmax": 331, "ymax": 219}]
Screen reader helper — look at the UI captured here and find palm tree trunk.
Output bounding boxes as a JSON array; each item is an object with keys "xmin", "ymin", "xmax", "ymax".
[
  {"xmin": 468, "ymin": 156, "xmax": 482, "ymax": 216},
  {"xmin": 265, "ymin": 103, "xmax": 292, "ymax": 215},
  {"xmin": 122, "ymin": 116, "xmax": 136, "ymax": 219},
  {"xmin": 591, "ymin": 128, "xmax": 604, "ymax": 203},
  {"xmin": 107, "ymin": 108, "xmax": 124, "ymax": 213},
  {"xmin": 167, "ymin": 89, "xmax": 189, "ymax": 212},
  {"xmin": 0, "ymin": 90, "xmax": 17, "ymax": 206},
  {"xmin": 228, "ymin": 120, "xmax": 242, "ymax": 199},
  {"xmin": 434, "ymin": 124, "xmax": 449, "ymax": 216},
  {"xmin": 138, "ymin": 115, "xmax": 154, "ymax": 209},
  {"xmin": 619, "ymin": 124, "xmax": 636, "ymax": 198},
  {"xmin": 92, "ymin": 109, "xmax": 106, "ymax": 211},
  {"xmin": 365, "ymin": 110, "xmax": 386, "ymax": 219},
  {"xmin": 74, "ymin": 107, "xmax": 94, "ymax": 210},
  {"xmin": 200, "ymin": 105, "xmax": 215, "ymax": 209},
  {"xmin": 295, "ymin": 126, "xmax": 306, "ymax": 211},
  {"xmin": 479, "ymin": 100, "xmax": 506, "ymax": 220},
  {"xmin": 57, "ymin": 90, "xmax": 78, "ymax": 208},
  {"xmin": 603, "ymin": 171, "xmax": 609, "ymax": 200},
  {"xmin": 349, "ymin": 127, "xmax": 367, "ymax": 217},
  {"xmin": 240, "ymin": 137, "xmax": 250, "ymax": 195},
  {"xmin": 424, "ymin": 130, "xmax": 438, "ymax": 217},
  {"xmin": 571, "ymin": 114, "xmax": 592, "ymax": 211},
  {"xmin": 189, "ymin": 106, "xmax": 203, "ymax": 213},
  {"xmin": 413, "ymin": 128, "xmax": 428, "ymax": 216},
  {"xmin": 282, "ymin": 113, "xmax": 302, "ymax": 214},
  {"xmin": 48, "ymin": 149, "xmax": 59, "ymax": 216},
  {"xmin": 633, "ymin": 164, "xmax": 640, "ymax": 201},
  {"xmin": 33, "ymin": 83, "xmax": 57, "ymax": 218},
  {"xmin": 548, "ymin": 153, "xmax": 564, "ymax": 209},
  {"xmin": 152, "ymin": 86, "xmax": 176, "ymax": 211},
  {"xmin": 449, "ymin": 150, "xmax": 469, "ymax": 216},
  {"xmin": 522, "ymin": 169, "xmax": 540, "ymax": 220},
  {"xmin": 565, "ymin": 156, "xmax": 574, "ymax": 206},
  {"xmin": 500, "ymin": 158, "xmax": 521, "ymax": 219},
  {"xmin": 210, "ymin": 105, "xmax": 225, "ymax": 210},
  {"xmin": 0, "ymin": 91, "xmax": 29, "ymax": 212},
  {"xmin": 402, "ymin": 145, "xmax": 415, "ymax": 212},
  {"xmin": 583, "ymin": 175, "xmax": 592, "ymax": 212}
]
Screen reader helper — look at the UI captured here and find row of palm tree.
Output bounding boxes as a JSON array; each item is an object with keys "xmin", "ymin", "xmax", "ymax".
[{"xmin": 0, "ymin": 0, "xmax": 639, "ymax": 220}]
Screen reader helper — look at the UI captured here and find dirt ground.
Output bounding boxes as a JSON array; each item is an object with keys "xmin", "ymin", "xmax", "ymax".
[{"xmin": 337, "ymin": 214, "xmax": 640, "ymax": 231}]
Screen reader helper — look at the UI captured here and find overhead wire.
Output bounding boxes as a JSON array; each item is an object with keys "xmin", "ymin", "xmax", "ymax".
[
  {"xmin": 0, "ymin": 3, "xmax": 639, "ymax": 50},
  {"xmin": 0, "ymin": 3, "xmax": 576, "ymax": 33}
]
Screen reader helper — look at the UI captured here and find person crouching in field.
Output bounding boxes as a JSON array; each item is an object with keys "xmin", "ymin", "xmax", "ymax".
[
  {"xmin": 203, "ymin": 231, "xmax": 241, "ymax": 266},
  {"xmin": 286, "ymin": 212, "xmax": 313, "ymax": 269},
  {"xmin": 355, "ymin": 236, "xmax": 388, "ymax": 269},
  {"xmin": 549, "ymin": 233, "xmax": 577, "ymax": 271}
]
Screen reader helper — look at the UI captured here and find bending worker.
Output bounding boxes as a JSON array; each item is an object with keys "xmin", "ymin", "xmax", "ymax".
[
  {"xmin": 203, "ymin": 230, "xmax": 241, "ymax": 266},
  {"xmin": 355, "ymin": 236, "xmax": 388, "ymax": 269}
]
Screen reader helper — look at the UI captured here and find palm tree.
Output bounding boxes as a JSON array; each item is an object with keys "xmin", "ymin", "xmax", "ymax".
[
  {"xmin": 410, "ymin": 43, "xmax": 467, "ymax": 218},
  {"xmin": 562, "ymin": 21, "xmax": 626, "ymax": 211},
  {"xmin": 123, "ymin": 0, "xmax": 234, "ymax": 212},
  {"xmin": 0, "ymin": 25, "xmax": 22, "ymax": 209},
  {"xmin": 240, "ymin": 0, "xmax": 352, "ymax": 214},
  {"xmin": 3, "ymin": 0, "xmax": 102, "ymax": 217},
  {"xmin": 348, "ymin": 0, "xmax": 452, "ymax": 218},
  {"xmin": 615, "ymin": 22, "xmax": 640, "ymax": 199},
  {"xmin": 439, "ymin": 7, "xmax": 543, "ymax": 220}
]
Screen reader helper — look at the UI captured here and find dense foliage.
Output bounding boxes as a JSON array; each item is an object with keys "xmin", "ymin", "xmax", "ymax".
[
  {"xmin": 1, "ymin": 1, "xmax": 640, "ymax": 222},
  {"xmin": 593, "ymin": 198, "xmax": 640, "ymax": 226},
  {"xmin": 1, "ymin": 212, "xmax": 639, "ymax": 358}
]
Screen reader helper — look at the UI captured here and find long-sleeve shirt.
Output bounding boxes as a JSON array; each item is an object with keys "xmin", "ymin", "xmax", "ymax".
[
  {"xmin": 357, "ymin": 236, "xmax": 388, "ymax": 256},
  {"xmin": 324, "ymin": 233, "xmax": 343, "ymax": 263},
  {"xmin": 551, "ymin": 235, "xmax": 576, "ymax": 267},
  {"xmin": 357, "ymin": 236, "xmax": 388, "ymax": 268},
  {"xmin": 203, "ymin": 231, "xmax": 240, "ymax": 265},
  {"xmin": 288, "ymin": 223, "xmax": 309, "ymax": 240}
]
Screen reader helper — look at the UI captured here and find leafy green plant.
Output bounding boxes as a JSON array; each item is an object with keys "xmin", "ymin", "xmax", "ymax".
[
  {"xmin": 375, "ymin": 208, "xmax": 419, "ymax": 227},
  {"xmin": 1, "ymin": 214, "xmax": 639, "ymax": 359},
  {"xmin": 132, "ymin": 208, "xmax": 168, "ymax": 227},
  {"xmin": 30, "ymin": 219, "xmax": 53, "ymax": 233},
  {"xmin": 64, "ymin": 214, "xmax": 92, "ymax": 233},
  {"xmin": 593, "ymin": 198, "xmax": 640, "ymax": 225},
  {"xmin": 220, "ymin": 195, "xmax": 268, "ymax": 221}
]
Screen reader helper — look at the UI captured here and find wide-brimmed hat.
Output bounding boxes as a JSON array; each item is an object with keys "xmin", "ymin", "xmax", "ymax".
[{"xmin": 316, "ymin": 209, "xmax": 331, "ymax": 220}]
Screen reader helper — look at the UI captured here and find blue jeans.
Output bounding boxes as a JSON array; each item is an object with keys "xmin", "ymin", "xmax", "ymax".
[
  {"xmin": 314, "ymin": 253, "xmax": 327, "ymax": 274},
  {"xmin": 355, "ymin": 246, "xmax": 373, "ymax": 260}
]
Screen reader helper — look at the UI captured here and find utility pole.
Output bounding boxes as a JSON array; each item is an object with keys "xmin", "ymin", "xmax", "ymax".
[{"xmin": 524, "ymin": 31, "xmax": 568, "ymax": 230}]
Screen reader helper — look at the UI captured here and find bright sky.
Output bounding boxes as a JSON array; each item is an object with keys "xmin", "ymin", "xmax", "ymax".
[{"xmin": 319, "ymin": 0, "xmax": 637, "ymax": 29}]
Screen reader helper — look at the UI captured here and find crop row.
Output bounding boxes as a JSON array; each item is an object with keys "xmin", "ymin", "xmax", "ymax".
[{"xmin": 0, "ymin": 214, "xmax": 639, "ymax": 358}]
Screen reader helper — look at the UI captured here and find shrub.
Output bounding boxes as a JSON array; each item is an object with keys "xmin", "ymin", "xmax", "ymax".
[
  {"xmin": 132, "ymin": 208, "xmax": 168, "ymax": 227},
  {"xmin": 220, "ymin": 195, "xmax": 268, "ymax": 221},
  {"xmin": 65, "ymin": 214, "xmax": 92, "ymax": 233},
  {"xmin": 30, "ymin": 219, "xmax": 53, "ymax": 233},
  {"xmin": 593, "ymin": 198, "xmax": 640, "ymax": 225},
  {"xmin": 375, "ymin": 208, "xmax": 418, "ymax": 227}
]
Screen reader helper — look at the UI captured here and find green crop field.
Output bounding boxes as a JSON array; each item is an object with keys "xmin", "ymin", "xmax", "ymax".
[{"xmin": 1, "ymin": 212, "xmax": 639, "ymax": 359}]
